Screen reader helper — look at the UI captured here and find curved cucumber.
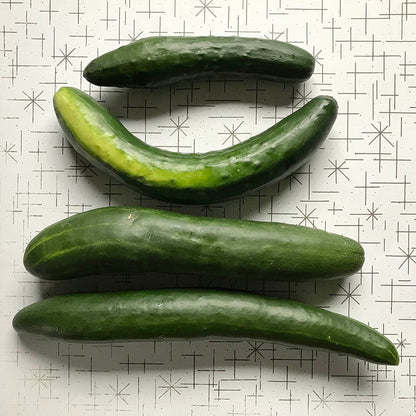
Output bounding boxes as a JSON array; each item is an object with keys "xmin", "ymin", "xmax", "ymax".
[
  {"xmin": 83, "ymin": 36, "xmax": 315, "ymax": 87},
  {"xmin": 53, "ymin": 87, "xmax": 337, "ymax": 204},
  {"xmin": 12, "ymin": 289, "xmax": 399, "ymax": 365},
  {"xmin": 23, "ymin": 206, "xmax": 364, "ymax": 281}
]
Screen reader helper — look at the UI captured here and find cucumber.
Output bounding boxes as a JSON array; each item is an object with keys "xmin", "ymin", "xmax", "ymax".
[
  {"xmin": 23, "ymin": 206, "xmax": 364, "ymax": 281},
  {"xmin": 83, "ymin": 36, "xmax": 315, "ymax": 87},
  {"xmin": 12, "ymin": 289, "xmax": 399, "ymax": 365},
  {"xmin": 53, "ymin": 87, "xmax": 337, "ymax": 204}
]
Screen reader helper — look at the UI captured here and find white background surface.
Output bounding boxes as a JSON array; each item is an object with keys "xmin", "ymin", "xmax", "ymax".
[{"xmin": 1, "ymin": 1, "xmax": 415, "ymax": 415}]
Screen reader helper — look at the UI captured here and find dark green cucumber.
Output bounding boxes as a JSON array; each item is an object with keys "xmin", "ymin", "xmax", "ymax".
[
  {"xmin": 83, "ymin": 36, "xmax": 315, "ymax": 87},
  {"xmin": 53, "ymin": 87, "xmax": 337, "ymax": 204},
  {"xmin": 12, "ymin": 289, "xmax": 399, "ymax": 365},
  {"xmin": 23, "ymin": 206, "xmax": 364, "ymax": 281}
]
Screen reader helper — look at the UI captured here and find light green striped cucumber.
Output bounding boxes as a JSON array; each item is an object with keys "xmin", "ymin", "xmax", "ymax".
[{"xmin": 53, "ymin": 87, "xmax": 337, "ymax": 204}]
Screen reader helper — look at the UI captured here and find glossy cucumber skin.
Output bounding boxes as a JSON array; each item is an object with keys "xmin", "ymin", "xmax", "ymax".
[
  {"xmin": 83, "ymin": 36, "xmax": 315, "ymax": 87},
  {"xmin": 53, "ymin": 87, "xmax": 337, "ymax": 204},
  {"xmin": 12, "ymin": 289, "xmax": 399, "ymax": 365},
  {"xmin": 23, "ymin": 207, "xmax": 364, "ymax": 281}
]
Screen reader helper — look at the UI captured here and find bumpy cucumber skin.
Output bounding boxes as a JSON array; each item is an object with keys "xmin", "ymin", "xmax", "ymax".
[
  {"xmin": 12, "ymin": 289, "xmax": 399, "ymax": 365},
  {"xmin": 53, "ymin": 87, "xmax": 337, "ymax": 204},
  {"xmin": 23, "ymin": 207, "xmax": 364, "ymax": 281},
  {"xmin": 83, "ymin": 36, "xmax": 315, "ymax": 87}
]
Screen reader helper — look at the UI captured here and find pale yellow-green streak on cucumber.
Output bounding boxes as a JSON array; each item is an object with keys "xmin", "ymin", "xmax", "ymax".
[{"xmin": 53, "ymin": 88, "xmax": 218, "ymax": 189}]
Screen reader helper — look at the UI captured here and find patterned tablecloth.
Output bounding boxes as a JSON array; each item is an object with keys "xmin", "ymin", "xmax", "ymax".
[{"xmin": 1, "ymin": 1, "xmax": 415, "ymax": 415}]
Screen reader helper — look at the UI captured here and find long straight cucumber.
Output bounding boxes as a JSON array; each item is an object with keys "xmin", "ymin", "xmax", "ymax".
[
  {"xmin": 53, "ymin": 87, "xmax": 337, "ymax": 204},
  {"xmin": 23, "ymin": 206, "xmax": 364, "ymax": 281},
  {"xmin": 12, "ymin": 289, "xmax": 399, "ymax": 365},
  {"xmin": 83, "ymin": 36, "xmax": 315, "ymax": 87}
]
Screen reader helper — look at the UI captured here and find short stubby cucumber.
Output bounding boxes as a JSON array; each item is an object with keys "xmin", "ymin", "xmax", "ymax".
[
  {"xmin": 53, "ymin": 87, "xmax": 338, "ymax": 204},
  {"xmin": 23, "ymin": 206, "xmax": 364, "ymax": 281},
  {"xmin": 12, "ymin": 289, "xmax": 399, "ymax": 365},
  {"xmin": 83, "ymin": 36, "xmax": 315, "ymax": 87}
]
